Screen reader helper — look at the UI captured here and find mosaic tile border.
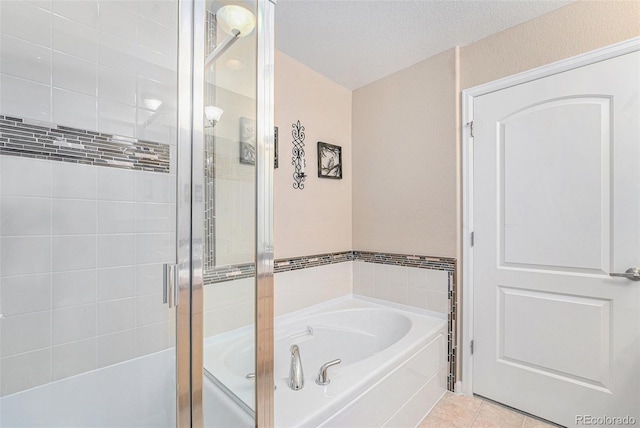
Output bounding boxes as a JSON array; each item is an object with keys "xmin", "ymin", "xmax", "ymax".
[
  {"xmin": 0, "ymin": 115, "xmax": 170, "ymax": 173},
  {"xmin": 203, "ymin": 250, "xmax": 455, "ymax": 281}
]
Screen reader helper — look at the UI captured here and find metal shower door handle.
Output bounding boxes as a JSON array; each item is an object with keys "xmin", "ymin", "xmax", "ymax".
[
  {"xmin": 163, "ymin": 264, "xmax": 179, "ymax": 307},
  {"xmin": 609, "ymin": 267, "xmax": 640, "ymax": 281}
]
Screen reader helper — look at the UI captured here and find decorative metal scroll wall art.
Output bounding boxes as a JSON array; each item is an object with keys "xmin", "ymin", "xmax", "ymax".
[{"xmin": 291, "ymin": 120, "xmax": 306, "ymax": 189}]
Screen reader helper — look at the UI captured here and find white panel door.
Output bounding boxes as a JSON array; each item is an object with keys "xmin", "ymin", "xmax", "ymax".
[{"xmin": 473, "ymin": 51, "xmax": 640, "ymax": 427}]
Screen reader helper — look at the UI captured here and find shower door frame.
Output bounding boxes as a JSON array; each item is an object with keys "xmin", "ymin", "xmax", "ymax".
[{"xmin": 179, "ymin": 0, "xmax": 276, "ymax": 426}]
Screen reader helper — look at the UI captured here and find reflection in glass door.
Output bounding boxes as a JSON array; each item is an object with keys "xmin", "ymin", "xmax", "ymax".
[{"xmin": 0, "ymin": 0, "xmax": 183, "ymax": 426}]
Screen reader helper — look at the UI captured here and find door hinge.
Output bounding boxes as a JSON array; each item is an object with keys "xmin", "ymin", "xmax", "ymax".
[
  {"xmin": 470, "ymin": 231, "xmax": 475, "ymax": 247},
  {"xmin": 467, "ymin": 121, "xmax": 474, "ymax": 138},
  {"xmin": 470, "ymin": 340, "xmax": 474, "ymax": 355}
]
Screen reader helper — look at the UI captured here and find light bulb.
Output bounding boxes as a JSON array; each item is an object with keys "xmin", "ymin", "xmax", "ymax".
[
  {"xmin": 216, "ymin": 5, "xmax": 255, "ymax": 37},
  {"xmin": 205, "ymin": 106, "xmax": 224, "ymax": 123}
]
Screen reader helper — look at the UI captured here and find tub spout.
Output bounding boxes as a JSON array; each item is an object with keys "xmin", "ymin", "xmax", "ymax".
[
  {"xmin": 315, "ymin": 359, "xmax": 341, "ymax": 386},
  {"xmin": 288, "ymin": 344, "xmax": 304, "ymax": 390}
]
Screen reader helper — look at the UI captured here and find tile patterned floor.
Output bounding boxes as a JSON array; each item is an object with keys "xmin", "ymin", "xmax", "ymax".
[{"xmin": 418, "ymin": 392, "xmax": 558, "ymax": 428}]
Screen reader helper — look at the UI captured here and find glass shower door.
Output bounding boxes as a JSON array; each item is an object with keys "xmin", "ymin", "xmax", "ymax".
[
  {"xmin": 196, "ymin": 0, "xmax": 274, "ymax": 426},
  {"xmin": 0, "ymin": 0, "xmax": 184, "ymax": 426}
]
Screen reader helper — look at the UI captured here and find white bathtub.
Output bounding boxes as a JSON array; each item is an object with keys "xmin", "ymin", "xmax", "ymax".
[{"xmin": 204, "ymin": 296, "xmax": 448, "ymax": 427}]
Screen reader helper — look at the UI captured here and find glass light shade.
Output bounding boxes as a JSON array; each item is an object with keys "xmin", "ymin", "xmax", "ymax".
[
  {"xmin": 216, "ymin": 5, "xmax": 255, "ymax": 37},
  {"xmin": 205, "ymin": 105, "xmax": 224, "ymax": 123}
]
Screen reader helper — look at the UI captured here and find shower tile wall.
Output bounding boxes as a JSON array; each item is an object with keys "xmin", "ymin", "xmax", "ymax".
[{"xmin": 0, "ymin": 0, "xmax": 177, "ymax": 396}]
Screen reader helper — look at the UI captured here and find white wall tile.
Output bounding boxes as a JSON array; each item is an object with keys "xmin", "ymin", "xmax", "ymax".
[
  {"xmin": 0, "ymin": 74, "xmax": 51, "ymax": 122},
  {"xmin": 52, "ymin": 51, "xmax": 97, "ymax": 96},
  {"xmin": 52, "ymin": 199, "xmax": 97, "ymax": 235},
  {"xmin": 98, "ymin": 201, "xmax": 136, "ymax": 234},
  {"xmin": 0, "ymin": 274, "xmax": 51, "ymax": 316},
  {"xmin": 0, "ymin": 349, "xmax": 51, "ymax": 396},
  {"xmin": 408, "ymin": 267, "xmax": 428, "ymax": 289},
  {"xmin": 52, "ymin": 160, "xmax": 97, "ymax": 200},
  {"xmin": 52, "ymin": 88, "xmax": 97, "ymax": 131},
  {"xmin": 135, "ymin": 171, "xmax": 174, "ymax": 203},
  {"xmin": 52, "ymin": 338, "xmax": 97, "ymax": 381},
  {"xmin": 0, "ymin": 1, "xmax": 52, "ymax": 47},
  {"xmin": 375, "ymin": 282, "xmax": 408, "ymax": 305},
  {"xmin": 136, "ymin": 321, "xmax": 170, "ymax": 356},
  {"xmin": 0, "ymin": 34, "xmax": 52, "ymax": 84},
  {"xmin": 136, "ymin": 293, "xmax": 168, "ymax": 326},
  {"xmin": 98, "ymin": 298, "xmax": 135, "ymax": 334},
  {"xmin": 52, "ymin": 236, "xmax": 97, "ymax": 272},
  {"xmin": 0, "ymin": 311, "xmax": 50, "ymax": 357},
  {"xmin": 97, "ymin": 234, "xmax": 135, "ymax": 268},
  {"xmin": 1, "ymin": 236, "xmax": 52, "ymax": 276},
  {"xmin": 1, "ymin": 197, "xmax": 52, "ymax": 236},
  {"xmin": 136, "ymin": 109, "xmax": 176, "ymax": 145},
  {"xmin": 98, "ymin": 32, "xmax": 138, "ymax": 74},
  {"xmin": 136, "ymin": 263, "xmax": 163, "ymax": 296},
  {"xmin": 97, "ymin": 266, "xmax": 135, "ymax": 301},
  {"xmin": 97, "ymin": 167, "xmax": 136, "ymax": 201},
  {"xmin": 52, "ymin": 304, "xmax": 97, "ymax": 345},
  {"xmin": 97, "ymin": 99, "xmax": 136, "ymax": 137},
  {"xmin": 52, "ymin": 0, "xmax": 98, "ymax": 28},
  {"xmin": 427, "ymin": 290, "xmax": 448, "ymax": 314},
  {"xmin": 98, "ymin": 65, "xmax": 137, "ymax": 106},
  {"xmin": 427, "ymin": 269, "xmax": 449, "ymax": 293},
  {"xmin": 52, "ymin": 15, "xmax": 98, "ymax": 62},
  {"xmin": 407, "ymin": 286, "xmax": 428, "ymax": 310},
  {"xmin": 97, "ymin": 329, "xmax": 135, "ymax": 368},
  {"xmin": 0, "ymin": 157, "xmax": 52, "ymax": 198},
  {"xmin": 25, "ymin": 0, "xmax": 52, "ymax": 11},
  {"xmin": 388, "ymin": 264, "xmax": 409, "ymax": 285},
  {"xmin": 52, "ymin": 269, "xmax": 96, "ymax": 309},
  {"xmin": 137, "ymin": 0, "xmax": 177, "ymax": 29},
  {"xmin": 135, "ymin": 233, "xmax": 173, "ymax": 264},
  {"xmin": 98, "ymin": 1, "xmax": 137, "ymax": 40},
  {"xmin": 137, "ymin": 16, "xmax": 176, "ymax": 59},
  {"xmin": 136, "ymin": 203, "xmax": 175, "ymax": 233}
]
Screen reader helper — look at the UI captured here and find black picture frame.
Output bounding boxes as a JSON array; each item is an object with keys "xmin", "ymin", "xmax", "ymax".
[
  {"xmin": 239, "ymin": 117, "xmax": 256, "ymax": 165},
  {"xmin": 317, "ymin": 141, "xmax": 342, "ymax": 179}
]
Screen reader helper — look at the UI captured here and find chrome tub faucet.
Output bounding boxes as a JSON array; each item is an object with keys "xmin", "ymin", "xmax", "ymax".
[{"xmin": 288, "ymin": 344, "xmax": 304, "ymax": 390}]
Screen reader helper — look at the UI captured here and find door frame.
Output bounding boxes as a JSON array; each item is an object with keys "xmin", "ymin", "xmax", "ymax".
[{"xmin": 460, "ymin": 36, "xmax": 640, "ymax": 396}]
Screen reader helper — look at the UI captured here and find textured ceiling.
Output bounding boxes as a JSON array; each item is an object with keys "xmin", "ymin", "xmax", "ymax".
[{"xmin": 275, "ymin": 0, "xmax": 573, "ymax": 89}]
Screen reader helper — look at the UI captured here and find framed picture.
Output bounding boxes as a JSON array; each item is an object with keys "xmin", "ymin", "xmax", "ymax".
[
  {"xmin": 239, "ymin": 117, "xmax": 256, "ymax": 165},
  {"xmin": 274, "ymin": 126, "xmax": 279, "ymax": 169},
  {"xmin": 317, "ymin": 141, "xmax": 342, "ymax": 179}
]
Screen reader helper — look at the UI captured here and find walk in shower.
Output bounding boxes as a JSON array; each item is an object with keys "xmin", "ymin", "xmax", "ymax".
[{"xmin": 0, "ymin": 0, "xmax": 275, "ymax": 426}]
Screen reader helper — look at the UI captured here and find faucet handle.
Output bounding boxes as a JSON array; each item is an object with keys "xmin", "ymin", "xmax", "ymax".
[{"xmin": 316, "ymin": 359, "xmax": 341, "ymax": 386}]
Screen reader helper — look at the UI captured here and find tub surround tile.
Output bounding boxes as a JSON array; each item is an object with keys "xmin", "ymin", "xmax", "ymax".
[
  {"xmin": 427, "ymin": 290, "xmax": 449, "ymax": 314},
  {"xmin": 427, "ymin": 268, "xmax": 450, "ymax": 293}
]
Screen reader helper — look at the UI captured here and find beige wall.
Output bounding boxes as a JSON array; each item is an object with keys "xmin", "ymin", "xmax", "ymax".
[
  {"xmin": 274, "ymin": 50, "xmax": 353, "ymax": 259},
  {"xmin": 461, "ymin": 1, "xmax": 640, "ymax": 90},
  {"xmin": 351, "ymin": 1, "xmax": 640, "ymax": 262},
  {"xmin": 352, "ymin": 49, "xmax": 458, "ymax": 258}
]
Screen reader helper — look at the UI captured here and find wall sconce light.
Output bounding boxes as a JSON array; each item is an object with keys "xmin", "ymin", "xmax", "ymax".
[
  {"xmin": 206, "ymin": 5, "xmax": 256, "ymax": 65},
  {"xmin": 205, "ymin": 105, "xmax": 224, "ymax": 127}
]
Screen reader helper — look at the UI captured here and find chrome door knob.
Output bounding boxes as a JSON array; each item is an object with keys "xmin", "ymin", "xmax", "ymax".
[{"xmin": 609, "ymin": 268, "xmax": 640, "ymax": 281}]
